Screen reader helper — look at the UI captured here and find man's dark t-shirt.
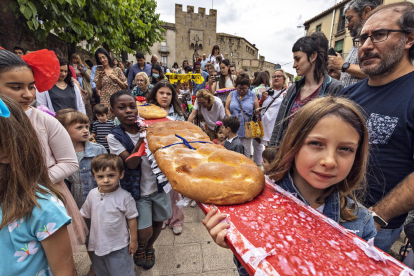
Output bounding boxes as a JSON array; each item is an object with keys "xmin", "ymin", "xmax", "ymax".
[{"xmin": 340, "ymin": 71, "xmax": 414, "ymax": 229}]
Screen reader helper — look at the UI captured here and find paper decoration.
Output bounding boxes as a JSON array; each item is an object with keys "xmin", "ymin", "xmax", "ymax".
[
  {"xmin": 198, "ymin": 177, "xmax": 413, "ymax": 276},
  {"xmin": 165, "ymin": 73, "xmax": 205, "ymax": 85}
]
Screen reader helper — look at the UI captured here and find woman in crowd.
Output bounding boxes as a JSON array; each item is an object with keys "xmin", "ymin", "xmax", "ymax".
[
  {"xmin": 206, "ymin": 69, "xmax": 218, "ymax": 93},
  {"xmin": 70, "ymin": 53, "xmax": 93, "ymax": 121},
  {"xmin": 210, "ymin": 59, "xmax": 236, "ymax": 94},
  {"xmin": 37, "ymin": 56, "xmax": 86, "ymax": 114},
  {"xmin": 0, "ymin": 49, "xmax": 88, "ymax": 253},
  {"xmin": 187, "ymin": 89, "xmax": 226, "ymax": 140},
  {"xmin": 172, "ymin": 62, "xmax": 181, "ymax": 73},
  {"xmin": 131, "ymin": 72, "xmax": 154, "ymax": 98},
  {"xmin": 270, "ymin": 32, "xmax": 343, "ymax": 147},
  {"xmin": 94, "ymin": 48, "xmax": 127, "ymax": 117},
  {"xmin": 251, "ymin": 71, "xmax": 271, "ymax": 99},
  {"xmin": 181, "ymin": 60, "xmax": 189, "ymax": 73},
  {"xmin": 225, "ymin": 73, "xmax": 260, "ymax": 164},
  {"xmin": 260, "ymin": 69, "xmax": 288, "ymax": 147},
  {"xmin": 207, "ymin": 45, "xmax": 224, "ymax": 66},
  {"xmin": 150, "ymin": 63, "xmax": 165, "ymax": 85},
  {"xmin": 147, "ymin": 80, "xmax": 185, "ymax": 234},
  {"xmin": 249, "ymin": 71, "xmax": 260, "ymax": 91}
]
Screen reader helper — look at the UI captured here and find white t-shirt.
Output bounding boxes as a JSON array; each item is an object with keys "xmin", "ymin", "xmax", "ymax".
[
  {"xmin": 80, "ymin": 187, "xmax": 139, "ymax": 256},
  {"xmin": 194, "ymin": 96, "xmax": 226, "ymax": 130},
  {"xmin": 207, "ymin": 54, "xmax": 224, "ymax": 65},
  {"xmin": 260, "ymin": 91, "xmax": 284, "ymax": 143},
  {"xmin": 107, "ymin": 131, "xmax": 158, "ymax": 196}
]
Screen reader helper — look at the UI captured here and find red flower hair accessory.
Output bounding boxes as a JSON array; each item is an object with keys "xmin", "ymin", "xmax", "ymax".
[{"xmin": 22, "ymin": 49, "xmax": 60, "ymax": 92}]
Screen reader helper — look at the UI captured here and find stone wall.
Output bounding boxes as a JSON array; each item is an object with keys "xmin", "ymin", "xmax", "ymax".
[
  {"xmin": 216, "ymin": 33, "xmax": 258, "ymax": 69},
  {"xmin": 145, "ymin": 23, "xmax": 176, "ymax": 68},
  {"xmin": 174, "ymin": 4, "xmax": 217, "ymax": 65}
]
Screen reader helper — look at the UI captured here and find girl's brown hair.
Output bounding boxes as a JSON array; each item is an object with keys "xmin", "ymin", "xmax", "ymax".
[
  {"xmin": 146, "ymin": 80, "xmax": 183, "ymax": 116},
  {"xmin": 0, "ymin": 95, "xmax": 64, "ymax": 229},
  {"xmin": 55, "ymin": 108, "xmax": 89, "ymax": 129},
  {"xmin": 269, "ymin": 96, "xmax": 369, "ymax": 221}
]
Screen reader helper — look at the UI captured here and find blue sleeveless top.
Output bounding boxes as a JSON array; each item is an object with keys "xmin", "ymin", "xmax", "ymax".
[{"xmin": 229, "ymin": 89, "xmax": 256, "ymax": 137}]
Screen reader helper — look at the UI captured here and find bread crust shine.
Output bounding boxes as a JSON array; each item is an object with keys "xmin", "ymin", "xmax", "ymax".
[
  {"xmin": 137, "ymin": 102, "xmax": 168, "ymax": 119},
  {"xmin": 146, "ymin": 121, "xmax": 265, "ymax": 205}
]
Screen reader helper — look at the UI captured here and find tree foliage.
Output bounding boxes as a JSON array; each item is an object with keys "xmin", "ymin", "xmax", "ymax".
[{"xmin": 7, "ymin": 0, "xmax": 165, "ymax": 55}]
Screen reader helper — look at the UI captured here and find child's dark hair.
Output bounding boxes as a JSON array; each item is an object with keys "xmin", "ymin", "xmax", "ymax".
[
  {"xmin": 110, "ymin": 90, "xmax": 135, "ymax": 108},
  {"xmin": 93, "ymin": 103, "xmax": 109, "ymax": 116},
  {"xmin": 91, "ymin": 154, "xmax": 124, "ymax": 176},
  {"xmin": 214, "ymin": 122, "xmax": 224, "ymax": 138},
  {"xmin": 222, "ymin": 116, "xmax": 240, "ymax": 134},
  {"xmin": 262, "ymin": 146, "xmax": 279, "ymax": 163},
  {"xmin": 55, "ymin": 108, "xmax": 89, "ymax": 129},
  {"xmin": 0, "ymin": 49, "xmax": 32, "ymax": 76},
  {"xmin": 146, "ymin": 80, "xmax": 183, "ymax": 116},
  {"xmin": 13, "ymin": 46, "xmax": 26, "ymax": 54}
]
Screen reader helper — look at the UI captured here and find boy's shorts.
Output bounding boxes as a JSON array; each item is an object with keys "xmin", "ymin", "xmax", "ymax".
[
  {"xmin": 92, "ymin": 245, "xmax": 134, "ymax": 276},
  {"xmin": 136, "ymin": 191, "xmax": 172, "ymax": 230}
]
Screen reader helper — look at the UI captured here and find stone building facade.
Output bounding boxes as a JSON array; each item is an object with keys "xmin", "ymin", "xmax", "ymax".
[
  {"xmin": 174, "ymin": 4, "xmax": 217, "ymax": 66},
  {"xmin": 144, "ymin": 23, "xmax": 176, "ymax": 67},
  {"xmin": 216, "ymin": 33, "xmax": 258, "ymax": 69}
]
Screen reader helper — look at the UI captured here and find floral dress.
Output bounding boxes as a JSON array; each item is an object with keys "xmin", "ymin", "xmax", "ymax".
[
  {"xmin": 0, "ymin": 189, "xmax": 71, "ymax": 276},
  {"xmin": 93, "ymin": 67, "xmax": 127, "ymax": 119}
]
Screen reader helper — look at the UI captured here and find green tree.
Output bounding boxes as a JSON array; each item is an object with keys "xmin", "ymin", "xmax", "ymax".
[
  {"xmin": 294, "ymin": 76, "xmax": 302, "ymax": 82},
  {"xmin": 7, "ymin": 0, "xmax": 165, "ymax": 56}
]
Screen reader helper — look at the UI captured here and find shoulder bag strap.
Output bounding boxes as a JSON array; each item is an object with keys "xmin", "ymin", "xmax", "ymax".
[
  {"xmin": 263, "ymin": 88, "xmax": 286, "ymax": 114},
  {"xmin": 238, "ymin": 99, "xmax": 249, "ymax": 122}
]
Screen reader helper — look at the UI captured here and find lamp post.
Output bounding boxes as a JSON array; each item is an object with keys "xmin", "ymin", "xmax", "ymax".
[{"xmin": 193, "ymin": 34, "xmax": 200, "ymax": 65}]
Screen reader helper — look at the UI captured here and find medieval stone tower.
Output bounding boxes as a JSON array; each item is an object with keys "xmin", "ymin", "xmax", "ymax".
[{"xmin": 174, "ymin": 4, "xmax": 217, "ymax": 64}]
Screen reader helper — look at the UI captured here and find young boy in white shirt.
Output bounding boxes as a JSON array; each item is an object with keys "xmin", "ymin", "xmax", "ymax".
[{"xmin": 81, "ymin": 154, "xmax": 138, "ymax": 276}]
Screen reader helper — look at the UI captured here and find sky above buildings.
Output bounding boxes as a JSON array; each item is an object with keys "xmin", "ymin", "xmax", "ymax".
[{"xmin": 155, "ymin": 0, "xmax": 338, "ymax": 76}]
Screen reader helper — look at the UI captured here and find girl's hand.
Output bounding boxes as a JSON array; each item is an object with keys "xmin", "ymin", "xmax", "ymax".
[
  {"xmin": 203, "ymin": 207, "xmax": 230, "ymax": 249},
  {"xmin": 129, "ymin": 240, "xmax": 138, "ymax": 254}
]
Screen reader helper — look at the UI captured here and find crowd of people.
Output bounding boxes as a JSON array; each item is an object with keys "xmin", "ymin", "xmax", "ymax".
[{"xmin": 2, "ymin": 0, "xmax": 414, "ymax": 275}]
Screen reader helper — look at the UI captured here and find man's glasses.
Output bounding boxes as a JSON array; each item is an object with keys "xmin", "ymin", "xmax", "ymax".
[{"xmin": 353, "ymin": 29, "xmax": 408, "ymax": 47}]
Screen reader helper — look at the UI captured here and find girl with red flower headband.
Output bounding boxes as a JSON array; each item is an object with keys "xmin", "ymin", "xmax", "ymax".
[{"xmin": 0, "ymin": 49, "xmax": 88, "ymax": 253}]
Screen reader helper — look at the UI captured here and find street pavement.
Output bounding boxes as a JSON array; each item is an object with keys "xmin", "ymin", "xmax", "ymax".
[
  {"xmin": 74, "ymin": 205, "xmax": 407, "ymax": 275},
  {"xmin": 74, "ymin": 206, "xmax": 239, "ymax": 276}
]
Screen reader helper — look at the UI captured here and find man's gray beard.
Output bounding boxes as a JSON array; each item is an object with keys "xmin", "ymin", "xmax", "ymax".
[
  {"xmin": 361, "ymin": 38, "xmax": 406, "ymax": 77},
  {"xmin": 350, "ymin": 20, "xmax": 363, "ymax": 38}
]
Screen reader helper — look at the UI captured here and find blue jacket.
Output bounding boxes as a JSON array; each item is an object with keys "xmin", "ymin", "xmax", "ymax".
[
  {"xmin": 79, "ymin": 141, "xmax": 107, "ymax": 199},
  {"xmin": 277, "ymin": 173, "xmax": 377, "ymax": 241},
  {"xmin": 110, "ymin": 125, "xmax": 167, "ymax": 200}
]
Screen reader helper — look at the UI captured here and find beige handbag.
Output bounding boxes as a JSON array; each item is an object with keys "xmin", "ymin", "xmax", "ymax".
[{"xmin": 238, "ymin": 101, "xmax": 263, "ymax": 139}]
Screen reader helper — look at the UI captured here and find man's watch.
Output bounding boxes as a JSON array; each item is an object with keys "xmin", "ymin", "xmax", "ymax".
[
  {"xmin": 342, "ymin": 62, "xmax": 350, "ymax": 72},
  {"xmin": 371, "ymin": 211, "xmax": 388, "ymax": 227}
]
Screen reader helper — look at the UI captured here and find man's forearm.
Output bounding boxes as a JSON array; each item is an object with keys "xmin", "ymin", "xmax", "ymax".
[
  {"xmin": 374, "ymin": 173, "xmax": 414, "ymax": 222},
  {"xmin": 345, "ymin": 64, "xmax": 368, "ymax": 80}
]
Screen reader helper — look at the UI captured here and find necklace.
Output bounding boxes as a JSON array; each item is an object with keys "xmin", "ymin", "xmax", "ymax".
[{"xmin": 56, "ymin": 82, "xmax": 67, "ymax": 89}]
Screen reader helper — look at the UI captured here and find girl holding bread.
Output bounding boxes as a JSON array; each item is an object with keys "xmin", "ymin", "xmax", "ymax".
[
  {"xmin": 107, "ymin": 90, "xmax": 170, "ymax": 270},
  {"xmin": 147, "ymin": 80, "xmax": 188, "ymax": 229},
  {"xmin": 204, "ymin": 97, "xmax": 377, "ymax": 275}
]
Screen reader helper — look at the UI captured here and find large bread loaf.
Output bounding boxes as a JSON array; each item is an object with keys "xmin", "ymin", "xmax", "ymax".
[
  {"xmin": 137, "ymin": 102, "xmax": 168, "ymax": 119},
  {"xmin": 146, "ymin": 121, "xmax": 265, "ymax": 205}
]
